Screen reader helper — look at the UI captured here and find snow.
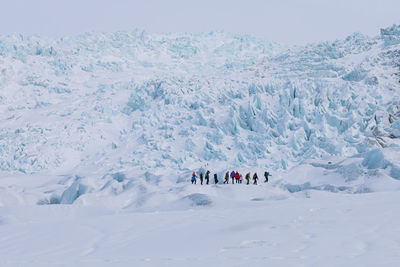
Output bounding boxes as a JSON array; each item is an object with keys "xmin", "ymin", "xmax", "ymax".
[
  {"xmin": 0, "ymin": 25, "xmax": 400, "ymax": 266},
  {"xmin": 1, "ymin": 190, "xmax": 400, "ymax": 266}
]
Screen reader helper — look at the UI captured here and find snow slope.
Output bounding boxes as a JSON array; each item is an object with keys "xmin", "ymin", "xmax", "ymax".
[{"xmin": 0, "ymin": 25, "xmax": 400, "ymax": 266}]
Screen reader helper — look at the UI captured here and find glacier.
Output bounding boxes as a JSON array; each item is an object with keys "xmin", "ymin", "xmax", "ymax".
[
  {"xmin": 0, "ymin": 26, "xmax": 399, "ymax": 205},
  {"xmin": 1, "ymin": 25, "xmax": 400, "ymax": 267}
]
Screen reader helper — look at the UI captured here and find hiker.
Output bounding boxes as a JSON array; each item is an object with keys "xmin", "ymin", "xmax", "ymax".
[
  {"xmin": 224, "ymin": 171, "xmax": 229, "ymax": 184},
  {"xmin": 230, "ymin": 170, "xmax": 235, "ymax": 184},
  {"xmin": 264, "ymin": 171, "xmax": 271, "ymax": 183},
  {"xmin": 253, "ymin": 172, "xmax": 258, "ymax": 185},
  {"xmin": 235, "ymin": 171, "xmax": 240, "ymax": 184},
  {"xmin": 239, "ymin": 174, "xmax": 243, "ymax": 184},
  {"xmin": 191, "ymin": 172, "xmax": 197, "ymax": 184},
  {"xmin": 205, "ymin": 170, "xmax": 210, "ymax": 184},
  {"xmin": 200, "ymin": 172, "xmax": 204, "ymax": 185},
  {"xmin": 245, "ymin": 172, "xmax": 251, "ymax": 185},
  {"xmin": 214, "ymin": 173, "xmax": 219, "ymax": 184}
]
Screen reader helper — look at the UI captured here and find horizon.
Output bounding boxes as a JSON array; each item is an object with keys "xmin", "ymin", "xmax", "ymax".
[{"xmin": 1, "ymin": 0, "xmax": 399, "ymax": 45}]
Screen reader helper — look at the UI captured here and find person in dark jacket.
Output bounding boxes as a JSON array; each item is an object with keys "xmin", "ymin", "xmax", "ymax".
[
  {"xmin": 253, "ymin": 172, "xmax": 258, "ymax": 185},
  {"xmin": 230, "ymin": 171, "xmax": 235, "ymax": 184},
  {"xmin": 264, "ymin": 171, "xmax": 271, "ymax": 183},
  {"xmin": 224, "ymin": 171, "xmax": 229, "ymax": 184},
  {"xmin": 205, "ymin": 170, "xmax": 210, "ymax": 184},
  {"xmin": 214, "ymin": 173, "xmax": 218, "ymax": 184},
  {"xmin": 199, "ymin": 172, "xmax": 204, "ymax": 185},
  {"xmin": 245, "ymin": 172, "xmax": 251, "ymax": 185}
]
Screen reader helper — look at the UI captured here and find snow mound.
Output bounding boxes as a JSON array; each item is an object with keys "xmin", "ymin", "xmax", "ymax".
[
  {"xmin": 182, "ymin": 193, "xmax": 213, "ymax": 207},
  {"xmin": 280, "ymin": 147, "xmax": 400, "ymax": 194}
]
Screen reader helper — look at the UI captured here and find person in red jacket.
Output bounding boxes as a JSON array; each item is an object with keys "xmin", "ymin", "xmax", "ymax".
[
  {"xmin": 235, "ymin": 171, "xmax": 240, "ymax": 184},
  {"xmin": 191, "ymin": 172, "xmax": 197, "ymax": 184}
]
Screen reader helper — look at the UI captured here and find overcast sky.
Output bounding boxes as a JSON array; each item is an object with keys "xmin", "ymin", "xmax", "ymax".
[{"xmin": 0, "ymin": 0, "xmax": 399, "ymax": 45}]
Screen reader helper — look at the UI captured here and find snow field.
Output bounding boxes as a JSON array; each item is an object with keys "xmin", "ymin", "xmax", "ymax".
[{"xmin": 1, "ymin": 190, "xmax": 400, "ymax": 267}]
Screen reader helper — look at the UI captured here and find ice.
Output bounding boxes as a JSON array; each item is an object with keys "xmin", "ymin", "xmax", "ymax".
[
  {"xmin": 362, "ymin": 149, "xmax": 388, "ymax": 169},
  {"xmin": 0, "ymin": 25, "xmax": 400, "ymax": 265},
  {"xmin": 390, "ymin": 165, "xmax": 400, "ymax": 180},
  {"xmin": 390, "ymin": 120, "xmax": 400, "ymax": 137},
  {"xmin": 342, "ymin": 68, "xmax": 368, "ymax": 82},
  {"xmin": 60, "ymin": 179, "xmax": 88, "ymax": 204},
  {"xmin": 380, "ymin": 24, "xmax": 400, "ymax": 46},
  {"xmin": 111, "ymin": 172, "xmax": 126, "ymax": 183}
]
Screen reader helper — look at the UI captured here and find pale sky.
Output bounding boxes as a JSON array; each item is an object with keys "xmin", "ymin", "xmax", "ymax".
[{"xmin": 0, "ymin": 0, "xmax": 399, "ymax": 45}]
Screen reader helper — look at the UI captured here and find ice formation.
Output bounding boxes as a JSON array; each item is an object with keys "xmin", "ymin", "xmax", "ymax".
[{"xmin": 0, "ymin": 25, "xmax": 399, "ymax": 206}]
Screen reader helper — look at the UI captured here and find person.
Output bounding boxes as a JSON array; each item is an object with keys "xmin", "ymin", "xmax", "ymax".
[
  {"xmin": 264, "ymin": 171, "xmax": 271, "ymax": 183},
  {"xmin": 200, "ymin": 172, "xmax": 204, "ymax": 185},
  {"xmin": 239, "ymin": 174, "xmax": 243, "ymax": 184},
  {"xmin": 214, "ymin": 173, "xmax": 218, "ymax": 184},
  {"xmin": 235, "ymin": 171, "xmax": 240, "ymax": 184},
  {"xmin": 191, "ymin": 172, "xmax": 197, "ymax": 184},
  {"xmin": 245, "ymin": 172, "xmax": 251, "ymax": 184},
  {"xmin": 230, "ymin": 170, "xmax": 235, "ymax": 184},
  {"xmin": 224, "ymin": 171, "xmax": 229, "ymax": 184},
  {"xmin": 205, "ymin": 170, "xmax": 210, "ymax": 185},
  {"xmin": 253, "ymin": 172, "xmax": 258, "ymax": 185}
]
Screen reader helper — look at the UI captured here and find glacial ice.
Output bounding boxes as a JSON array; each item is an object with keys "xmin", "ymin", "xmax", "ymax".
[
  {"xmin": 60, "ymin": 180, "xmax": 88, "ymax": 204},
  {"xmin": 362, "ymin": 149, "xmax": 388, "ymax": 169},
  {"xmin": 0, "ymin": 25, "xmax": 400, "ymax": 204}
]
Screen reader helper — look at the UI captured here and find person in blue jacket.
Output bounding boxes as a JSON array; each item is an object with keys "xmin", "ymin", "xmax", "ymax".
[
  {"xmin": 264, "ymin": 171, "xmax": 271, "ymax": 183},
  {"xmin": 191, "ymin": 172, "xmax": 197, "ymax": 184}
]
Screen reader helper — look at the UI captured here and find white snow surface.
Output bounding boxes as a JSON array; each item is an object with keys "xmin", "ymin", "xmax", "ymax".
[
  {"xmin": 1, "ymin": 25, "xmax": 400, "ymax": 266},
  {"xmin": 1, "ymin": 190, "xmax": 400, "ymax": 267}
]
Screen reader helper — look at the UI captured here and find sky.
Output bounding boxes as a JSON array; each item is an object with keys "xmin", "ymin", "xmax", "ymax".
[{"xmin": 0, "ymin": 0, "xmax": 399, "ymax": 45}]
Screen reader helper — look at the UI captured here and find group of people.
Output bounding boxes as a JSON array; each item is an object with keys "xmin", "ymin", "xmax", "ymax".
[{"xmin": 191, "ymin": 170, "xmax": 271, "ymax": 185}]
